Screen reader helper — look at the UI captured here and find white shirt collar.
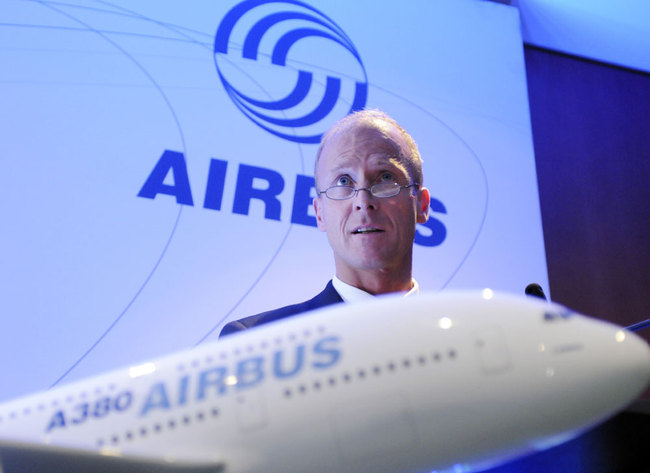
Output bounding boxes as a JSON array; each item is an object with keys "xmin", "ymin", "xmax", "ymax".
[{"xmin": 332, "ymin": 275, "xmax": 420, "ymax": 303}]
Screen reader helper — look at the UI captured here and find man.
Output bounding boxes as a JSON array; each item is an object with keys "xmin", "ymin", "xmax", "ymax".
[{"xmin": 220, "ymin": 109, "xmax": 430, "ymax": 337}]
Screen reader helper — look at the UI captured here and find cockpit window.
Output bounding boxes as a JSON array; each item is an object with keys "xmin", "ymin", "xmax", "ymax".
[
  {"xmin": 544, "ymin": 310, "xmax": 574, "ymax": 322},
  {"xmin": 544, "ymin": 312, "xmax": 558, "ymax": 321}
]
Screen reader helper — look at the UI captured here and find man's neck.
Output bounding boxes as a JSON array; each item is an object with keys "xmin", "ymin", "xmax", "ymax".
[
  {"xmin": 335, "ymin": 269, "xmax": 414, "ymax": 295},
  {"xmin": 332, "ymin": 276, "xmax": 418, "ymax": 304}
]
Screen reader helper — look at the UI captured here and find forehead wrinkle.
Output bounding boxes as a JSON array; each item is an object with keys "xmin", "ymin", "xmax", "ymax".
[
  {"xmin": 328, "ymin": 154, "xmax": 407, "ymax": 176},
  {"xmin": 346, "ymin": 130, "xmax": 403, "ymax": 158}
]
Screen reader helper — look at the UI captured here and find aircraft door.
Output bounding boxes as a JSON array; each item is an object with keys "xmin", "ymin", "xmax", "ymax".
[
  {"xmin": 333, "ymin": 392, "xmax": 418, "ymax": 462},
  {"xmin": 473, "ymin": 327, "xmax": 513, "ymax": 374},
  {"xmin": 235, "ymin": 387, "xmax": 268, "ymax": 432}
]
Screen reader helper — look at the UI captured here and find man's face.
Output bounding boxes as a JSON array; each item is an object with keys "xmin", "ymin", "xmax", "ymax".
[{"xmin": 313, "ymin": 124, "xmax": 430, "ymax": 284}]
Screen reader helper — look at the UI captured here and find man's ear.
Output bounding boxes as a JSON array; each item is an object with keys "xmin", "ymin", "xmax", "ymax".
[
  {"xmin": 313, "ymin": 196, "xmax": 327, "ymax": 231},
  {"xmin": 417, "ymin": 186, "xmax": 430, "ymax": 224}
]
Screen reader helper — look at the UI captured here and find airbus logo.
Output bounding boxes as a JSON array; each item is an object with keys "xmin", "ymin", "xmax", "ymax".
[
  {"xmin": 44, "ymin": 335, "xmax": 342, "ymax": 433},
  {"xmin": 213, "ymin": 0, "xmax": 368, "ymax": 143}
]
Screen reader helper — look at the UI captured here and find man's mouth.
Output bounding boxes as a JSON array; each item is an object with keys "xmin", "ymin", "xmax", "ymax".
[{"xmin": 352, "ymin": 227, "xmax": 384, "ymax": 234}]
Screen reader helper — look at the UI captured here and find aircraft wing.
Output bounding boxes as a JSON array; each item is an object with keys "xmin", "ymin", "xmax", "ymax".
[{"xmin": 0, "ymin": 439, "xmax": 224, "ymax": 473}]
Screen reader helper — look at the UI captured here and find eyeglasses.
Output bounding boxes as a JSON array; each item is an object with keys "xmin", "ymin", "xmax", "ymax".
[{"xmin": 318, "ymin": 182, "xmax": 418, "ymax": 200}]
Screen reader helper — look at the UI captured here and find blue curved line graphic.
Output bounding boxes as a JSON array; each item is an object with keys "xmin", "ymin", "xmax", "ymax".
[
  {"xmin": 243, "ymin": 11, "xmax": 330, "ymax": 60},
  {"xmin": 14, "ymin": 0, "xmax": 216, "ymax": 47},
  {"xmin": 195, "ymin": 217, "xmax": 296, "ymax": 345},
  {"xmin": 0, "ymin": 21, "xmax": 213, "ymax": 47},
  {"xmin": 215, "ymin": 0, "xmax": 347, "ymax": 54},
  {"xmin": 92, "ymin": 0, "xmax": 216, "ymax": 49},
  {"xmin": 216, "ymin": 60, "xmax": 362, "ymax": 143},
  {"xmin": 351, "ymin": 81, "xmax": 368, "ymax": 112},
  {"xmin": 214, "ymin": 0, "xmax": 258, "ymax": 53},
  {"xmin": 214, "ymin": 0, "xmax": 368, "ymax": 143},
  {"xmin": 225, "ymin": 98, "xmax": 323, "ymax": 143},
  {"xmin": 231, "ymin": 70, "xmax": 313, "ymax": 110},
  {"xmin": 33, "ymin": 1, "xmax": 189, "ymax": 387},
  {"xmin": 50, "ymin": 206, "xmax": 185, "ymax": 388},
  {"xmin": 271, "ymin": 28, "xmax": 348, "ymax": 66},
  {"xmin": 215, "ymin": 65, "xmax": 316, "ymax": 142},
  {"xmin": 241, "ymin": 76, "xmax": 340, "ymax": 127}
]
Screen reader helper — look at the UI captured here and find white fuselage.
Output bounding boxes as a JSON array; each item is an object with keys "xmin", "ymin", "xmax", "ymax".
[{"xmin": 1, "ymin": 291, "xmax": 649, "ymax": 473}]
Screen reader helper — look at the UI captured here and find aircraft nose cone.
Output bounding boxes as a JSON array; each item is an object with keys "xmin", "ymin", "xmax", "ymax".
[
  {"xmin": 617, "ymin": 329, "xmax": 650, "ymax": 393},
  {"xmin": 561, "ymin": 321, "xmax": 650, "ymax": 424}
]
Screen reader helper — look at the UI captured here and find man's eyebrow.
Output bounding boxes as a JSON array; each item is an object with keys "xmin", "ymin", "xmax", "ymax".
[
  {"xmin": 371, "ymin": 154, "xmax": 408, "ymax": 166},
  {"xmin": 371, "ymin": 156, "xmax": 409, "ymax": 172}
]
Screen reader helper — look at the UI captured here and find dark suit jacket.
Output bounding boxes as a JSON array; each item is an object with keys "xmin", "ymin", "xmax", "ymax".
[{"xmin": 219, "ymin": 280, "xmax": 343, "ymax": 337}]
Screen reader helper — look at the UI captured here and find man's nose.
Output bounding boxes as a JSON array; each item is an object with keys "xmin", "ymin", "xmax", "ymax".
[{"xmin": 354, "ymin": 187, "xmax": 376, "ymax": 210}]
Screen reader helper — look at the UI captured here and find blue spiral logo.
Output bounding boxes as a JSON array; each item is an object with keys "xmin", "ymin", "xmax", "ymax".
[{"xmin": 214, "ymin": 0, "xmax": 368, "ymax": 143}]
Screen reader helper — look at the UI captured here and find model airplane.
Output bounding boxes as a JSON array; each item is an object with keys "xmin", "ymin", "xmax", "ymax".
[{"xmin": 0, "ymin": 290, "xmax": 649, "ymax": 473}]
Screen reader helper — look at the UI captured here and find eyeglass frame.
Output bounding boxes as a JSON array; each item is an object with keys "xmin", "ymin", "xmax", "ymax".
[{"xmin": 317, "ymin": 182, "xmax": 419, "ymax": 200}]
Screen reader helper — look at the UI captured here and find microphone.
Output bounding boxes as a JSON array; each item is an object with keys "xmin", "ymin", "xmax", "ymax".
[{"xmin": 525, "ymin": 283, "xmax": 547, "ymax": 301}]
